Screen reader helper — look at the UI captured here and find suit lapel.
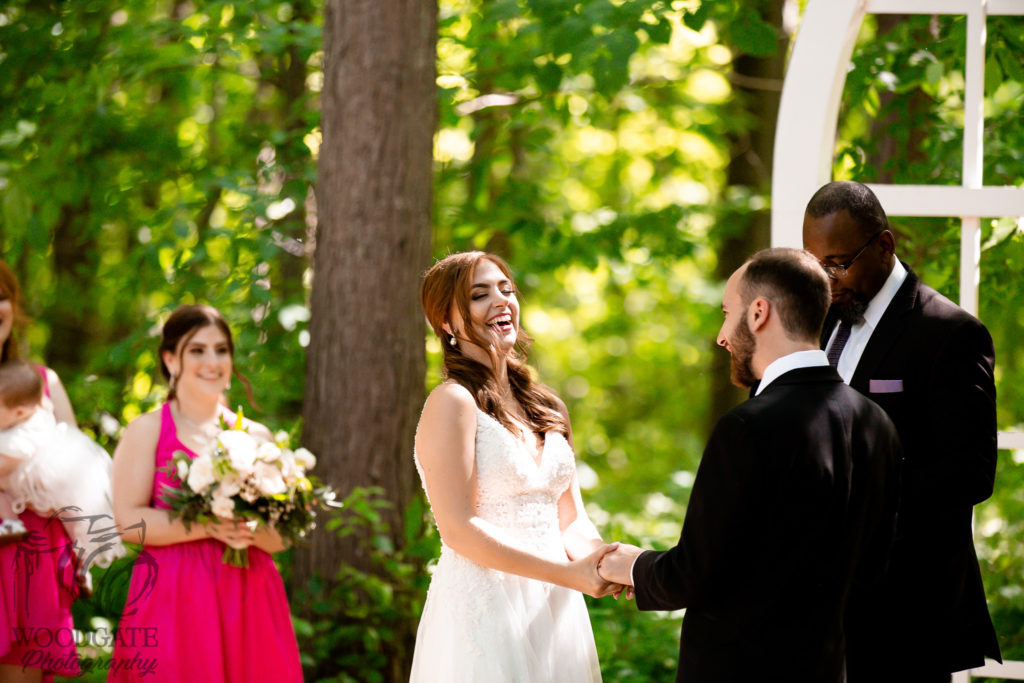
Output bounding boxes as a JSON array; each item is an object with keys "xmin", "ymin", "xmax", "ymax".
[{"xmin": 849, "ymin": 263, "xmax": 919, "ymax": 392}]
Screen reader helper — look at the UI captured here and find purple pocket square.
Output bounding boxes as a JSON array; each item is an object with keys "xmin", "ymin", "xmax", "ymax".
[{"xmin": 869, "ymin": 379, "xmax": 904, "ymax": 393}]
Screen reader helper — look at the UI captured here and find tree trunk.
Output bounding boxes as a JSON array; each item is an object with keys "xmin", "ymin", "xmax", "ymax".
[
  {"xmin": 297, "ymin": 0, "xmax": 436, "ymax": 595},
  {"xmin": 708, "ymin": 0, "xmax": 790, "ymax": 432},
  {"xmin": 47, "ymin": 199, "xmax": 96, "ymax": 374}
]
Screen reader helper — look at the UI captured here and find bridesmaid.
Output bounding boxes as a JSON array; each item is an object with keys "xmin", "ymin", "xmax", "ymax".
[
  {"xmin": 109, "ymin": 305, "xmax": 301, "ymax": 682},
  {"xmin": 0, "ymin": 260, "xmax": 80, "ymax": 683}
]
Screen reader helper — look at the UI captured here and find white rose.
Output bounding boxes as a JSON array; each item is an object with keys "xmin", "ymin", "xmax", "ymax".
[
  {"xmin": 278, "ymin": 451, "xmax": 298, "ymax": 481},
  {"xmin": 175, "ymin": 459, "xmax": 189, "ymax": 482},
  {"xmin": 256, "ymin": 441, "xmax": 282, "ymax": 463},
  {"xmin": 211, "ymin": 495, "xmax": 235, "ymax": 519},
  {"xmin": 292, "ymin": 447, "xmax": 316, "ymax": 471},
  {"xmin": 253, "ymin": 462, "xmax": 287, "ymax": 496},
  {"xmin": 217, "ymin": 476, "xmax": 242, "ymax": 498},
  {"xmin": 239, "ymin": 486, "xmax": 260, "ymax": 503},
  {"xmin": 186, "ymin": 455, "xmax": 216, "ymax": 494},
  {"xmin": 218, "ymin": 431, "xmax": 259, "ymax": 474}
]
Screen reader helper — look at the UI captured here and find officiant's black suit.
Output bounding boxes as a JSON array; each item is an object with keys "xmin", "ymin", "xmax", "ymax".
[
  {"xmin": 633, "ymin": 365, "xmax": 901, "ymax": 683},
  {"xmin": 825, "ymin": 267, "xmax": 1001, "ymax": 679}
]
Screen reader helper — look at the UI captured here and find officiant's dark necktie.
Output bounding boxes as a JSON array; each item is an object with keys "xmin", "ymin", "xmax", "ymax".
[{"xmin": 827, "ymin": 320, "xmax": 853, "ymax": 367}]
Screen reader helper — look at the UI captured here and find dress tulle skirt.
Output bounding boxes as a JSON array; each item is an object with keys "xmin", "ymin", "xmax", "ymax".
[
  {"xmin": 410, "ymin": 546, "xmax": 602, "ymax": 682},
  {"xmin": 0, "ymin": 510, "xmax": 80, "ymax": 680},
  {"xmin": 108, "ymin": 538, "xmax": 302, "ymax": 683}
]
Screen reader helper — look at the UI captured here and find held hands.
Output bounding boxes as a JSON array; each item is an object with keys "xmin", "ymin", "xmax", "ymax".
[
  {"xmin": 205, "ymin": 518, "xmax": 256, "ymax": 549},
  {"xmin": 596, "ymin": 542, "xmax": 645, "ymax": 599},
  {"xmin": 568, "ymin": 543, "xmax": 623, "ymax": 598}
]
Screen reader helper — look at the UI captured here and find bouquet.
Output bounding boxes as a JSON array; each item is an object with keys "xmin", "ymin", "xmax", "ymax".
[{"xmin": 161, "ymin": 411, "xmax": 336, "ymax": 568}]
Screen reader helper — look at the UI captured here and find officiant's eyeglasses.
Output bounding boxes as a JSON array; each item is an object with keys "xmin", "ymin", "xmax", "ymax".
[{"xmin": 820, "ymin": 231, "xmax": 883, "ymax": 280}]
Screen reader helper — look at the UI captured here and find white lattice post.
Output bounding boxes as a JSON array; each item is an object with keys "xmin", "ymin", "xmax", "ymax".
[
  {"xmin": 770, "ymin": 0, "xmax": 865, "ymax": 247},
  {"xmin": 959, "ymin": 0, "xmax": 986, "ymax": 317}
]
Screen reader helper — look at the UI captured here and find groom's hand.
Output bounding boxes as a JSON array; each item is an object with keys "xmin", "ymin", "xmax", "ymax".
[
  {"xmin": 569, "ymin": 542, "xmax": 625, "ymax": 599},
  {"xmin": 597, "ymin": 543, "xmax": 644, "ymax": 589}
]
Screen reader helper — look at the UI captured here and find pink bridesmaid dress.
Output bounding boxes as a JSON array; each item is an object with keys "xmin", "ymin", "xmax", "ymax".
[
  {"xmin": 0, "ymin": 365, "xmax": 80, "ymax": 680},
  {"xmin": 108, "ymin": 403, "xmax": 302, "ymax": 682}
]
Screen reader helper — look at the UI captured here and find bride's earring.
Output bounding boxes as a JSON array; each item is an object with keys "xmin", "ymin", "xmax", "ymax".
[{"xmin": 450, "ymin": 333, "xmax": 456, "ymax": 346}]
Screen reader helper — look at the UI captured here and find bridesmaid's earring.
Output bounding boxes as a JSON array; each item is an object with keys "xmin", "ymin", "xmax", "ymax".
[{"xmin": 450, "ymin": 333, "xmax": 456, "ymax": 346}]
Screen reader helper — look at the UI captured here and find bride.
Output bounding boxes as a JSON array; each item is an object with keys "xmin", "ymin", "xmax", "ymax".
[{"xmin": 410, "ymin": 251, "xmax": 621, "ymax": 682}]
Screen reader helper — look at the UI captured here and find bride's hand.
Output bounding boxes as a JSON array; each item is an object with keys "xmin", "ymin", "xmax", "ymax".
[
  {"xmin": 568, "ymin": 543, "xmax": 622, "ymax": 598},
  {"xmin": 205, "ymin": 518, "xmax": 255, "ymax": 549}
]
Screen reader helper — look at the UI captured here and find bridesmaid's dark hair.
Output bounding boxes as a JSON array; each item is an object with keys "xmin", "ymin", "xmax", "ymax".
[
  {"xmin": 158, "ymin": 304, "xmax": 257, "ymax": 408},
  {"xmin": 0, "ymin": 261, "xmax": 29, "ymax": 363},
  {"xmin": 421, "ymin": 251, "xmax": 568, "ymax": 438}
]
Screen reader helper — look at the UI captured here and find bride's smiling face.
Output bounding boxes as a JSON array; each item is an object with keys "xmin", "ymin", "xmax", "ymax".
[{"xmin": 450, "ymin": 259, "xmax": 520, "ymax": 357}]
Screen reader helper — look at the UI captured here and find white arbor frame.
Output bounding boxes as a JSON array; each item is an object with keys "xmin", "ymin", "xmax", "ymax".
[{"xmin": 771, "ymin": 0, "xmax": 1024, "ymax": 680}]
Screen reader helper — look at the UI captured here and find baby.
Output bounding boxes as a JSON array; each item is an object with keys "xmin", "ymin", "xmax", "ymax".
[{"xmin": 0, "ymin": 360, "xmax": 124, "ymax": 581}]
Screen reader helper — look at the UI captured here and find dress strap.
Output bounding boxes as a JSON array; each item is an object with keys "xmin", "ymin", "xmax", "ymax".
[
  {"xmin": 155, "ymin": 402, "xmax": 185, "ymax": 465},
  {"xmin": 160, "ymin": 401, "xmax": 174, "ymax": 433}
]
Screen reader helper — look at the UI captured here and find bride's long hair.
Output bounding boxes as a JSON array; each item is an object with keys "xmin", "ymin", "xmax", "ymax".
[{"xmin": 421, "ymin": 252, "xmax": 568, "ymax": 438}]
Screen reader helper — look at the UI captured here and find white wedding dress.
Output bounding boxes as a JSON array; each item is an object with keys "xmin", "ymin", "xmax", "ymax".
[{"xmin": 410, "ymin": 408, "xmax": 602, "ymax": 682}]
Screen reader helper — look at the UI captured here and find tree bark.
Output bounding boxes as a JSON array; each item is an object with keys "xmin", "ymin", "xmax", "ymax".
[{"xmin": 297, "ymin": 0, "xmax": 436, "ymax": 593}]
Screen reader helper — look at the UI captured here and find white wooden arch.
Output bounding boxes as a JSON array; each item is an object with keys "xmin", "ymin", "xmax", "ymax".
[{"xmin": 771, "ymin": 1, "xmax": 1024, "ymax": 680}]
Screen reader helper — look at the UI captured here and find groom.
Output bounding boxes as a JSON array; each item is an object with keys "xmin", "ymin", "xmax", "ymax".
[{"xmin": 599, "ymin": 248, "xmax": 902, "ymax": 682}]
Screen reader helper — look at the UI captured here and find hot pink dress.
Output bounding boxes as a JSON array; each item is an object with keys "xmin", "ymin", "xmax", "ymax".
[
  {"xmin": 0, "ymin": 365, "xmax": 80, "ymax": 680},
  {"xmin": 108, "ymin": 403, "xmax": 302, "ymax": 682}
]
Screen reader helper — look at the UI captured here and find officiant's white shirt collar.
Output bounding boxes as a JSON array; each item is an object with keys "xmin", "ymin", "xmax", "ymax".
[
  {"xmin": 861, "ymin": 258, "xmax": 906, "ymax": 330},
  {"xmin": 825, "ymin": 259, "xmax": 907, "ymax": 383},
  {"xmin": 754, "ymin": 350, "xmax": 829, "ymax": 396}
]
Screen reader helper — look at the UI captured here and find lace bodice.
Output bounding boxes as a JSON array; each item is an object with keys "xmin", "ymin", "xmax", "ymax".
[{"xmin": 415, "ymin": 407, "xmax": 576, "ymax": 557}]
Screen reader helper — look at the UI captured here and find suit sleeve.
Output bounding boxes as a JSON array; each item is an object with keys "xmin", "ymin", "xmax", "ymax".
[
  {"xmin": 633, "ymin": 412, "xmax": 756, "ymax": 612},
  {"xmin": 915, "ymin": 317, "xmax": 997, "ymax": 509}
]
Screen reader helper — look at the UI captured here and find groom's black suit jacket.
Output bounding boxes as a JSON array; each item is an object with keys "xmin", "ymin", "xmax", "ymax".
[
  {"xmin": 633, "ymin": 365, "xmax": 901, "ymax": 683},
  {"xmin": 823, "ymin": 266, "xmax": 1000, "ymax": 678}
]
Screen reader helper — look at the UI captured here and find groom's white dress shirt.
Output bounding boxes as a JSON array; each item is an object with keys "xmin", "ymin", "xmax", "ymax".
[
  {"xmin": 824, "ymin": 259, "xmax": 906, "ymax": 383},
  {"xmin": 754, "ymin": 350, "xmax": 829, "ymax": 396}
]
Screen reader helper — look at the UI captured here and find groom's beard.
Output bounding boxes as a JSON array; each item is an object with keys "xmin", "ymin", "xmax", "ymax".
[{"xmin": 728, "ymin": 316, "xmax": 758, "ymax": 388}]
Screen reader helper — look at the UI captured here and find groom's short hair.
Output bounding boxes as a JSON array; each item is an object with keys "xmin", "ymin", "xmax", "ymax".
[{"xmin": 740, "ymin": 248, "xmax": 830, "ymax": 342}]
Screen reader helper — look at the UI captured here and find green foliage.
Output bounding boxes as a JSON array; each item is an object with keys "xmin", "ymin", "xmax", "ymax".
[
  {"xmin": 0, "ymin": 0, "xmax": 321, "ymax": 432},
  {"xmin": 294, "ymin": 487, "xmax": 439, "ymax": 683},
  {"xmin": 588, "ymin": 595, "xmax": 682, "ymax": 682}
]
